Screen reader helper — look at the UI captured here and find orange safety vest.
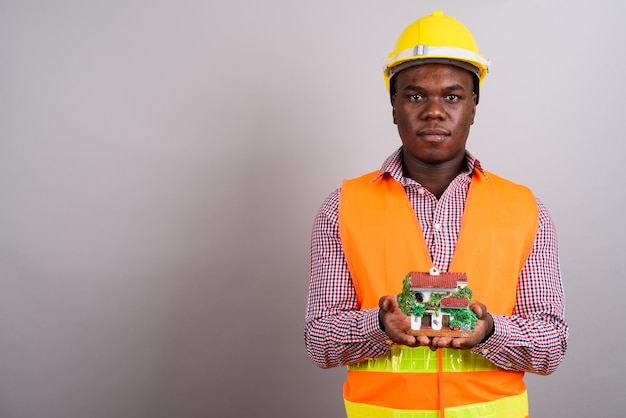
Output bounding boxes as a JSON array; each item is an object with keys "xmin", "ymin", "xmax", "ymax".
[{"xmin": 338, "ymin": 169, "xmax": 539, "ymax": 418}]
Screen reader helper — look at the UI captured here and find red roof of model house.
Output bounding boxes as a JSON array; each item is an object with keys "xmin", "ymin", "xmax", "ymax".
[
  {"xmin": 408, "ymin": 271, "xmax": 468, "ymax": 289},
  {"xmin": 440, "ymin": 296, "xmax": 469, "ymax": 308}
]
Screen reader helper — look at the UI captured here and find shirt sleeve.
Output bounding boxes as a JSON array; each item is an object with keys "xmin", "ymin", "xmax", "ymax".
[
  {"xmin": 473, "ymin": 198, "xmax": 569, "ymax": 375},
  {"xmin": 304, "ymin": 189, "xmax": 391, "ymax": 369}
]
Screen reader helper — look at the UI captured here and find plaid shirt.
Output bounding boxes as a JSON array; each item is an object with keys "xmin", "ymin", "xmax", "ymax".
[{"xmin": 305, "ymin": 147, "xmax": 568, "ymax": 374}]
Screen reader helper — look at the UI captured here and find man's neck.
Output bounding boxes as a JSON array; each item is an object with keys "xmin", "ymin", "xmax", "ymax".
[{"xmin": 403, "ymin": 156, "xmax": 467, "ymax": 199}]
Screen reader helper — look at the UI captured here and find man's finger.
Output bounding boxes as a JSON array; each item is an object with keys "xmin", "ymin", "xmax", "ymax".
[{"xmin": 379, "ymin": 296, "xmax": 395, "ymax": 312}]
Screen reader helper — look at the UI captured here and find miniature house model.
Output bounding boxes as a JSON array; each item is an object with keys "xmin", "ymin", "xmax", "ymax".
[{"xmin": 405, "ymin": 267, "xmax": 475, "ymax": 337}]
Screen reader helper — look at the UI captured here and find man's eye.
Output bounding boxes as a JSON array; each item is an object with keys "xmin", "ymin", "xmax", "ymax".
[
  {"xmin": 446, "ymin": 94, "xmax": 460, "ymax": 101},
  {"xmin": 408, "ymin": 94, "xmax": 423, "ymax": 101}
]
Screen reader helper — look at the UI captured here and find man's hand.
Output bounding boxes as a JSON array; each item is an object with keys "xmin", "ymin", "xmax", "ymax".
[
  {"xmin": 427, "ymin": 301, "xmax": 494, "ymax": 351},
  {"xmin": 379, "ymin": 297, "xmax": 494, "ymax": 350},
  {"xmin": 378, "ymin": 295, "xmax": 423, "ymax": 347}
]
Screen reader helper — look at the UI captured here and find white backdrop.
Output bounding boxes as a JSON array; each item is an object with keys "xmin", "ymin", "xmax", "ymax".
[{"xmin": 1, "ymin": 1, "xmax": 625, "ymax": 417}]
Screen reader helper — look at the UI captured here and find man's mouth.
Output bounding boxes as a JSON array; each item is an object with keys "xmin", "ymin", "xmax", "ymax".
[{"xmin": 417, "ymin": 129, "xmax": 449, "ymax": 141}]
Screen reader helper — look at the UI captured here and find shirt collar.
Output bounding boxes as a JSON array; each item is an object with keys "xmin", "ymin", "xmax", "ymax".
[{"xmin": 371, "ymin": 147, "xmax": 486, "ymax": 184}]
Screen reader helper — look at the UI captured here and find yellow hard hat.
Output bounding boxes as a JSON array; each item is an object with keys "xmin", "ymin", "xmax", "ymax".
[{"xmin": 383, "ymin": 10, "xmax": 490, "ymax": 98}]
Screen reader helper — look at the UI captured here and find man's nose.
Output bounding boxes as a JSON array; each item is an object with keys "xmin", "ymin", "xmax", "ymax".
[{"xmin": 420, "ymin": 99, "xmax": 446, "ymax": 120}]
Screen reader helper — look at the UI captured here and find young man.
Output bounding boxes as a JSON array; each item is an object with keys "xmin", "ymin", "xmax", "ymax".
[{"xmin": 304, "ymin": 10, "xmax": 568, "ymax": 418}]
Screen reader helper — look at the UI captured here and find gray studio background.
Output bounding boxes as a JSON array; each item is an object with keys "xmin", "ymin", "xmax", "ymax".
[{"xmin": 1, "ymin": 1, "xmax": 624, "ymax": 417}]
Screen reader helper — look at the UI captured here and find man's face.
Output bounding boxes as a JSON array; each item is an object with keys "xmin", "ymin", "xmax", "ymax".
[{"xmin": 391, "ymin": 63, "xmax": 476, "ymax": 165}]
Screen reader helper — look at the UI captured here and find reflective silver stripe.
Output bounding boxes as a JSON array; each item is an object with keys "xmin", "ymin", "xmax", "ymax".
[
  {"xmin": 384, "ymin": 44, "xmax": 490, "ymax": 71},
  {"xmin": 389, "ymin": 58, "xmax": 482, "ymax": 81},
  {"xmin": 347, "ymin": 346, "xmax": 500, "ymax": 373}
]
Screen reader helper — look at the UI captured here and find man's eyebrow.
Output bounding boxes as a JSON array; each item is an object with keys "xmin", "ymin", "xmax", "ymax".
[
  {"xmin": 401, "ymin": 83, "xmax": 467, "ymax": 92},
  {"xmin": 443, "ymin": 84, "xmax": 467, "ymax": 91}
]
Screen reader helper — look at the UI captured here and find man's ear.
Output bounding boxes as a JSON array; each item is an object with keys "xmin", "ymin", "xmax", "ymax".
[
  {"xmin": 470, "ymin": 93, "xmax": 477, "ymax": 125},
  {"xmin": 392, "ymin": 96, "xmax": 398, "ymax": 125}
]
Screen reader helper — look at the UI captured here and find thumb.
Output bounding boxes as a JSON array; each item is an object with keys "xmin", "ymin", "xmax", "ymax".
[
  {"xmin": 470, "ymin": 301, "xmax": 488, "ymax": 320},
  {"xmin": 379, "ymin": 295, "xmax": 396, "ymax": 313}
]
